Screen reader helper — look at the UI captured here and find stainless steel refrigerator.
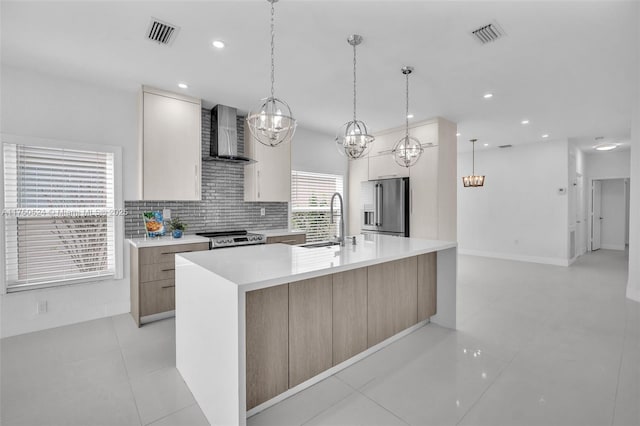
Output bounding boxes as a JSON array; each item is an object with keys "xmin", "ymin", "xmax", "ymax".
[{"xmin": 361, "ymin": 177, "xmax": 410, "ymax": 237}]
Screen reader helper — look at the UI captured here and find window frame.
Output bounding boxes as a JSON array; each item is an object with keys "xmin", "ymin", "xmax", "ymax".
[{"xmin": 1, "ymin": 134, "xmax": 124, "ymax": 293}]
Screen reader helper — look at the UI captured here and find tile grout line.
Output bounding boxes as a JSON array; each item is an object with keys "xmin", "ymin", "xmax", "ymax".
[
  {"xmin": 110, "ymin": 316, "xmax": 145, "ymax": 426},
  {"xmin": 143, "ymin": 402, "xmax": 199, "ymax": 426},
  {"xmin": 609, "ymin": 309, "xmax": 630, "ymax": 426},
  {"xmin": 455, "ymin": 349, "xmax": 520, "ymax": 426}
]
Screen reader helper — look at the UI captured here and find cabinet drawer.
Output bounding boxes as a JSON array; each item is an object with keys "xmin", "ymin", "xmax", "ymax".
[
  {"xmin": 140, "ymin": 279, "xmax": 175, "ymax": 316},
  {"xmin": 140, "ymin": 262, "xmax": 175, "ymax": 283},
  {"xmin": 138, "ymin": 242, "xmax": 209, "ymax": 265},
  {"xmin": 266, "ymin": 234, "xmax": 306, "ymax": 245}
]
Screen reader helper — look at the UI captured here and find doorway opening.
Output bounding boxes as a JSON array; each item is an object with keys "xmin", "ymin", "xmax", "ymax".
[{"xmin": 591, "ymin": 178, "xmax": 631, "ymax": 251}]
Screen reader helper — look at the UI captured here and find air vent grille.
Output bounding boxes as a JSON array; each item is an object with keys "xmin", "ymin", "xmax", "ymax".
[
  {"xmin": 471, "ymin": 22, "xmax": 505, "ymax": 44},
  {"xmin": 498, "ymin": 144, "xmax": 513, "ymax": 149},
  {"xmin": 147, "ymin": 18, "xmax": 179, "ymax": 45}
]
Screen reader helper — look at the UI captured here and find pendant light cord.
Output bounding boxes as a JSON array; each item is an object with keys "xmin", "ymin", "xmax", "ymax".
[
  {"xmin": 270, "ymin": 0, "xmax": 276, "ymax": 99},
  {"xmin": 472, "ymin": 141, "xmax": 475, "ymax": 175},
  {"xmin": 352, "ymin": 42, "xmax": 357, "ymax": 122},
  {"xmin": 405, "ymin": 72, "xmax": 410, "ymax": 139}
]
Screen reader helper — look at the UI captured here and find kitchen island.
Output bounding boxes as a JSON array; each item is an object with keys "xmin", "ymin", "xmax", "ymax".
[{"xmin": 175, "ymin": 234, "xmax": 457, "ymax": 426}]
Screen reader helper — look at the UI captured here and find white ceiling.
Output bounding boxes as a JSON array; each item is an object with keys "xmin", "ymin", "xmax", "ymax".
[{"xmin": 2, "ymin": 1, "xmax": 638, "ymax": 153}]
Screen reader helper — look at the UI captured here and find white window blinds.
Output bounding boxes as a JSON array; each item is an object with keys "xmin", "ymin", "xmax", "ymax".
[
  {"xmin": 3, "ymin": 144, "xmax": 116, "ymax": 291},
  {"xmin": 291, "ymin": 171, "xmax": 344, "ymax": 243}
]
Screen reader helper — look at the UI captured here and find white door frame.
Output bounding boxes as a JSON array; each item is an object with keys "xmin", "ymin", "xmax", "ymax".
[{"xmin": 588, "ymin": 175, "xmax": 630, "ymax": 252}]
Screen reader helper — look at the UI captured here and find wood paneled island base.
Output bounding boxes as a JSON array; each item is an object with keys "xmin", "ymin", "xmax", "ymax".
[{"xmin": 175, "ymin": 234, "xmax": 456, "ymax": 426}]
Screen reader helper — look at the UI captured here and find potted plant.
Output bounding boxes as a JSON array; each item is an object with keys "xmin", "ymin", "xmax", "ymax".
[{"xmin": 168, "ymin": 217, "xmax": 187, "ymax": 239}]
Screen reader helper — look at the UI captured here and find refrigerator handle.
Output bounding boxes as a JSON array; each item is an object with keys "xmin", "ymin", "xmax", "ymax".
[{"xmin": 376, "ymin": 184, "xmax": 383, "ymax": 227}]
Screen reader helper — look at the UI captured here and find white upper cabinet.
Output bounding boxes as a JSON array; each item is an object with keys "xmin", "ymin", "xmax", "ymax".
[
  {"xmin": 139, "ymin": 86, "xmax": 202, "ymax": 201},
  {"xmin": 244, "ymin": 121, "xmax": 291, "ymax": 202}
]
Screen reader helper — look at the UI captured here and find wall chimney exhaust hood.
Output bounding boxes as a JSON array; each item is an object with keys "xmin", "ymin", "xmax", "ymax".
[{"xmin": 203, "ymin": 105, "xmax": 254, "ymax": 164}]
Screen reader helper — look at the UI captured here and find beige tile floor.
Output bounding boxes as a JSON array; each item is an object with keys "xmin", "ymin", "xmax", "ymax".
[{"xmin": 1, "ymin": 250, "xmax": 638, "ymax": 426}]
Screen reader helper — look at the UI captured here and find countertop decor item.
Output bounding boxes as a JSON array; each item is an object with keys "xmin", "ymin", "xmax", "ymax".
[
  {"xmin": 143, "ymin": 211, "xmax": 165, "ymax": 237},
  {"xmin": 246, "ymin": 0, "xmax": 296, "ymax": 147},
  {"xmin": 462, "ymin": 139, "xmax": 485, "ymax": 187},
  {"xmin": 168, "ymin": 216, "xmax": 187, "ymax": 238},
  {"xmin": 392, "ymin": 66, "xmax": 424, "ymax": 167},
  {"xmin": 335, "ymin": 34, "xmax": 375, "ymax": 159}
]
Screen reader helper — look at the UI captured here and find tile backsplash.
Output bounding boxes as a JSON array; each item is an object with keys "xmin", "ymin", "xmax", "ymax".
[{"xmin": 124, "ymin": 109, "xmax": 288, "ymax": 238}]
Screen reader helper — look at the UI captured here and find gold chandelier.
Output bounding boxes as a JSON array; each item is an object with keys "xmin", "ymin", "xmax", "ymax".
[{"xmin": 462, "ymin": 139, "xmax": 485, "ymax": 187}]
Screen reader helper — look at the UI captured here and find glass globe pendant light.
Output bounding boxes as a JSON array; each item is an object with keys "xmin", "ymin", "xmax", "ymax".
[
  {"xmin": 335, "ymin": 34, "xmax": 375, "ymax": 159},
  {"xmin": 462, "ymin": 139, "xmax": 485, "ymax": 187},
  {"xmin": 246, "ymin": 0, "xmax": 296, "ymax": 147},
  {"xmin": 392, "ymin": 66, "xmax": 424, "ymax": 167}
]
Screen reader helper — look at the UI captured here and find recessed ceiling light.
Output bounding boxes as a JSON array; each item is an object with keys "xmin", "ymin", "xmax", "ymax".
[
  {"xmin": 484, "ymin": 143, "xmax": 489, "ymax": 146},
  {"xmin": 212, "ymin": 40, "xmax": 225, "ymax": 49},
  {"xmin": 483, "ymin": 93, "xmax": 493, "ymax": 99},
  {"xmin": 521, "ymin": 119, "xmax": 530, "ymax": 125},
  {"xmin": 178, "ymin": 83, "xmax": 188, "ymax": 89},
  {"xmin": 595, "ymin": 143, "xmax": 618, "ymax": 151},
  {"xmin": 541, "ymin": 134, "xmax": 549, "ymax": 138},
  {"xmin": 456, "ymin": 132, "xmax": 461, "ymax": 137},
  {"xmin": 407, "ymin": 114, "xmax": 414, "ymax": 119}
]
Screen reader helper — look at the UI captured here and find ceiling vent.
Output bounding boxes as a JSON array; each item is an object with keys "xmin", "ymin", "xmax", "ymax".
[
  {"xmin": 498, "ymin": 144, "xmax": 513, "ymax": 149},
  {"xmin": 147, "ymin": 18, "xmax": 179, "ymax": 45},
  {"xmin": 471, "ymin": 21, "xmax": 505, "ymax": 44}
]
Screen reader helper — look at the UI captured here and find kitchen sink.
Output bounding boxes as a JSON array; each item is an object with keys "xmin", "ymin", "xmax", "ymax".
[{"xmin": 300, "ymin": 241, "xmax": 341, "ymax": 248}]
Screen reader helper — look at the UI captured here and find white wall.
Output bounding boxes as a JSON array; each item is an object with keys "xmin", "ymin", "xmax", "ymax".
[
  {"xmin": 457, "ymin": 140, "xmax": 570, "ymax": 265},
  {"xmin": 585, "ymin": 149, "xmax": 631, "ymax": 179},
  {"xmin": 1, "ymin": 65, "xmax": 138, "ymax": 337},
  {"xmin": 627, "ymin": 3, "xmax": 640, "ymax": 302},
  {"xmin": 599, "ymin": 179, "xmax": 627, "ymax": 250},
  {"xmin": 625, "ymin": 179, "xmax": 630, "ymax": 245}
]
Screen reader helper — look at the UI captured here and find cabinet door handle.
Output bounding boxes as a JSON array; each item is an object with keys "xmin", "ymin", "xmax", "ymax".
[
  {"xmin": 410, "ymin": 188, "xmax": 413, "ymax": 214},
  {"xmin": 161, "ymin": 268, "xmax": 175, "ymax": 272},
  {"xmin": 257, "ymin": 170, "xmax": 261, "ymax": 199},
  {"xmin": 162, "ymin": 285, "xmax": 176, "ymax": 289},
  {"xmin": 280, "ymin": 239, "xmax": 297, "ymax": 244}
]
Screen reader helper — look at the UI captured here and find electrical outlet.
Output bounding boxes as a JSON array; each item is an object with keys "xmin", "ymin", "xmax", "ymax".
[
  {"xmin": 163, "ymin": 208, "xmax": 171, "ymax": 220},
  {"xmin": 260, "ymin": 208, "xmax": 266, "ymax": 216},
  {"xmin": 37, "ymin": 300, "xmax": 48, "ymax": 314}
]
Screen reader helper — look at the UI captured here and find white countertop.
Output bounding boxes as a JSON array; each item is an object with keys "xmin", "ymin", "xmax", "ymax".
[
  {"xmin": 252, "ymin": 229, "xmax": 306, "ymax": 237},
  {"xmin": 177, "ymin": 234, "xmax": 456, "ymax": 290},
  {"xmin": 127, "ymin": 234, "xmax": 210, "ymax": 248}
]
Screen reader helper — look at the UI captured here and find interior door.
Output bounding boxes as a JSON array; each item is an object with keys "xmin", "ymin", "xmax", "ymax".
[{"xmin": 592, "ymin": 180, "xmax": 602, "ymax": 251}]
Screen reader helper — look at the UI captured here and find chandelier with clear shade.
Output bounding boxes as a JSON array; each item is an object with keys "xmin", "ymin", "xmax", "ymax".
[
  {"xmin": 392, "ymin": 66, "xmax": 424, "ymax": 167},
  {"xmin": 246, "ymin": 0, "xmax": 296, "ymax": 147},
  {"xmin": 462, "ymin": 139, "xmax": 485, "ymax": 187},
  {"xmin": 335, "ymin": 34, "xmax": 375, "ymax": 159}
]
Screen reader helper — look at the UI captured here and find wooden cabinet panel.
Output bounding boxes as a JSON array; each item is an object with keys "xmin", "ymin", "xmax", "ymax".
[
  {"xmin": 246, "ymin": 284, "xmax": 289, "ymax": 410},
  {"xmin": 266, "ymin": 234, "xmax": 306, "ymax": 245},
  {"xmin": 130, "ymin": 242, "xmax": 210, "ymax": 326},
  {"xmin": 289, "ymin": 276, "xmax": 333, "ymax": 387},
  {"xmin": 140, "ymin": 279, "xmax": 176, "ymax": 316},
  {"xmin": 417, "ymin": 253, "xmax": 437, "ymax": 321},
  {"xmin": 367, "ymin": 257, "xmax": 418, "ymax": 347},
  {"xmin": 332, "ymin": 268, "xmax": 367, "ymax": 365},
  {"xmin": 138, "ymin": 242, "xmax": 209, "ymax": 265},
  {"xmin": 140, "ymin": 262, "xmax": 175, "ymax": 282},
  {"xmin": 141, "ymin": 88, "xmax": 201, "ymax": 201}
]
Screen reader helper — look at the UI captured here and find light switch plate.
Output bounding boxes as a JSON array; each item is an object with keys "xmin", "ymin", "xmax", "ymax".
[
  {"xmin": 260, "ymin": 208, "xmax": 266, "ymax": 216},
  {"xmin": 163, "ymin": 208, "xmax": 171, "ymax": 219}
]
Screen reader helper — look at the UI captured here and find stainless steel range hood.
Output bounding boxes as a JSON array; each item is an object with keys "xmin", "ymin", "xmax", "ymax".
[{"xmin": 203, "ymin": 105, "xmax": 254, "ymax": 164}]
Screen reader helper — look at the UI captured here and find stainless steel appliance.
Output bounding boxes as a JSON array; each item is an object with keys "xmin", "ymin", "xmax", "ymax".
[
  {"xmin": 202, "ymin": 105, "xmax": 254, "ymax": 164},
  {"xmin": 196, "ymin": 230, "xmax": 266, "ymax": 249},
  {"xmin": 361, "ymin": 177, "xmax": 409, "ymax": 237}
]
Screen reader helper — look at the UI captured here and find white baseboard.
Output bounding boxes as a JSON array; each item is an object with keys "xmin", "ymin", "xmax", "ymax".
[
  {"xmin": 458, "ymin": 249, "xmax": 569, "ymax": 267},
  {"xmin": 600, "ymin": 244, "xmax": 626, "ymax": 251}
]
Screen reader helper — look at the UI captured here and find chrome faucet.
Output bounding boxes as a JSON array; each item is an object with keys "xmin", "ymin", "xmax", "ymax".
[{"xmin": 330, "ymin": 192, "xmax": 345, "ymax": 246}]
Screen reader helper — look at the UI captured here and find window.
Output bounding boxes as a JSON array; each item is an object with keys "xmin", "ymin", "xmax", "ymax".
[
  {"xmin": 291, "ymin": 171, "xmax": 344, "ymax": 243},
  {"xmin": 3, "ymin": 143, "xmax": 118, "ymax": 291}
]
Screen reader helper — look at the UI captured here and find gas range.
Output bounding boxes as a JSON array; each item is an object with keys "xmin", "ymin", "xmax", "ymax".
[{"xmin": 196, "ymin": 230, "xmax": 266, "ymax": 249}]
